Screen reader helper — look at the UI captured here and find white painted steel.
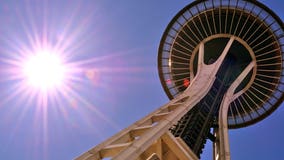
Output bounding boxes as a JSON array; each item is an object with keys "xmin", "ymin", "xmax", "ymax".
[{"xmin": 76, "ymin": 37, "xmax": 235, "ymax": 160}]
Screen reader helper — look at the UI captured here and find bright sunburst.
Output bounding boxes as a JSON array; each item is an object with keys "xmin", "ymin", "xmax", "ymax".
[
  {"xmin": 0, "ymin": 2, "xmax": 151, "ymax": 158},
  {"xmin": 23, "ymin": 49, "xmax": 66, "ymax": 90}
]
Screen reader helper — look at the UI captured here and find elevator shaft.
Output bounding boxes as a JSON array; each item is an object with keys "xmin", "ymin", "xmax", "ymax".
[{"xmin": 171, "ymin": 55, "xmax": 240, "ymax": 157}]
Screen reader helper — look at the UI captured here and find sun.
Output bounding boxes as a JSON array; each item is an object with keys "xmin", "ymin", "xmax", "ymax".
[{"xmin": 23, "ymin": 48, "xmax": 66, "ymax": 91}]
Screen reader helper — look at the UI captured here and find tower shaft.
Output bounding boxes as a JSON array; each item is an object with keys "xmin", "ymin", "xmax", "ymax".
[
  {"xmin": 171, "ymin": 49, "xmax": 245, "ymax": 157},
  {"xmin": 76, "ymin": 37, "xmax": 254, "ymax": 160}
]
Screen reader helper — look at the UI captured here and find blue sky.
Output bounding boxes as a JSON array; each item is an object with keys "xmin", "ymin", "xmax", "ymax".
[{"xmin": 0, "ymin": 0, "xmax": 283, "ymax": 160}]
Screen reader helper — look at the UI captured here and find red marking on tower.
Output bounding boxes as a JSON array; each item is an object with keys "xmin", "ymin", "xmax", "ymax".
[
  {"xmin": 183, "ymin": 79, "xmax": 190, "ymax": 87},
  {"xmin": 166, "ymin": 79, "xmax": 172, "ymax": 85}
]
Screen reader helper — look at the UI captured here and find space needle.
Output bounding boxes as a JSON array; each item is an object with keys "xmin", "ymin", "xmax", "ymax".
[{"xmin": 76, "ymin": 0, "xmax": 284, "ymax": 159}]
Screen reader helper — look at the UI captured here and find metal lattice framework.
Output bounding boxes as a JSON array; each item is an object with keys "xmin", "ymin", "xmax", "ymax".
[{"xmin": 158, "ymin": 0, "xmax": 284, "ymax": 128}]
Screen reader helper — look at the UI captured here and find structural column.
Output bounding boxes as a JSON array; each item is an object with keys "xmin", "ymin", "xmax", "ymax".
[{"xmin": 214, "ymin": 62, "xmax": 255, "ymax": 160}]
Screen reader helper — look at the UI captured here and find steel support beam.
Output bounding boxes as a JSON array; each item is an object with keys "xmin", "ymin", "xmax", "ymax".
[
  {"xmin": 214, "ymin": 61, "xmax": 255, "ymax": 160},
  {"xmin": 75, "ymin": 37, "xmax": 235, "ymax": 160}
]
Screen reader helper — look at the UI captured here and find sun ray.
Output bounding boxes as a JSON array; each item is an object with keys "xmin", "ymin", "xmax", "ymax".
[{"xmin": 61, "ymin": 83, "xmax": 121, "ymax": 130}]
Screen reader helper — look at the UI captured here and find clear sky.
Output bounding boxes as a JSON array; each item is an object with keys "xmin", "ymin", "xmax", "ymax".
[{"xmin": 0, "ymin": 0, "xmax": 283, "ymax": 160}]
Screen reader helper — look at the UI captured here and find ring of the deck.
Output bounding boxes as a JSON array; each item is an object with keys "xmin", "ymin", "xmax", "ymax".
[{"xmin": 158, "ymin": 0, "xmax": 284, "ymax": 128}]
